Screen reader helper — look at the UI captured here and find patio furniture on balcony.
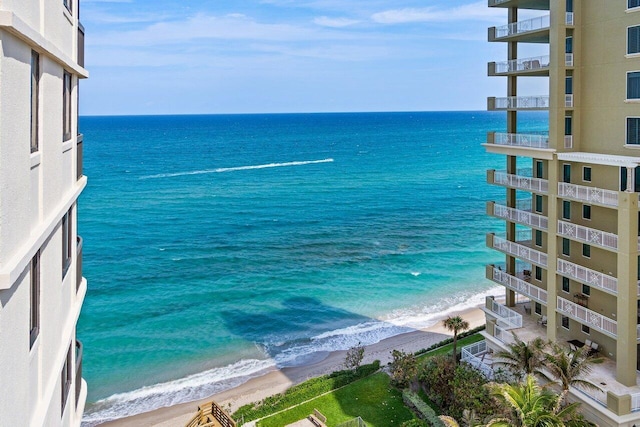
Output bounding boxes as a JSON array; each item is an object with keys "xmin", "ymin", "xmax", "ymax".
[{"xmin": 537, "ymin": 315, "xmax": 547, "ymax": 326}]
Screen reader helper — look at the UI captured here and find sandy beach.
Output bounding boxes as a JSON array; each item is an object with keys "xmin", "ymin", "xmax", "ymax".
[{"xmin": 99, "ymin": 306, "xmax": 485, "ymax": 427}]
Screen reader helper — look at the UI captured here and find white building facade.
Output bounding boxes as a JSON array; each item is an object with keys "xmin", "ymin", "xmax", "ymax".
[{"xmin": 0, "ymin": 0, "xmax": 88, "ymax": 425}]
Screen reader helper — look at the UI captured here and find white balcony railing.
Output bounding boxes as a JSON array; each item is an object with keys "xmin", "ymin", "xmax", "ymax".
[
  {"xmin": 493, "ymin": 96, "xmax": 550, "ymax": 110},
  {"xmin": 557, "ymin": 296, "xmax": 617, "ymax": 338},
  {"xmin": 492, "ymin": 235, "xmax": 548, "ymax": 267},
  {"xmin": 486, "ymin": 298, "xmax": 524, "ymax": 329},
  {"xmin": 488, "ymin": 0, "xmax": 511, "ymax": 5},
  {"xmin": 565, "ymin": 94, "xmax": 574, "ymax": 107},
  {"xmin": 493, "ymin": 55, "xmax": 550, "ymax": 74},
  {"xmin": 492, "ymin": 132, "xmax": 550, "ymax": 149},
  {"xmin": 557, "ymin": 259, "xmax": 618, "ymax": 295},
  {"xmin": 490, "ymin": 266, "xmax": 548, "ymax": 303},
  {"xmin": 494, "ymin": 15, "xmax": 550, "ymax": 38},
  {"xmin": 494, "ymin": 324, "xmax": 516, "ymax": 345},
  {"xmin": 566, "ymin": 12, "xmax": 574, "ymax": 26},
  {"xmin": 492, "ymin": 203, "xmax": 549, "ymax": 230},
  {"xmin": 461, "ymin": 341, "xmax": 494, "ymax": 380},
  {"xmin": 565, "ymin": 53, "xmax": 574, "ymax": 67},
  {"xmin": 631, "ymin": 393, "xmax": 640, "ymax": 412},
  {"xmin": 557, "ymin": 220, "xmax": 618, "ymax": 251},
  {"xmin": 564, "ymin": 135, "xmax": 573, "ymax": 149},
  {"xmin": 494, "ymin": 171, "xmax": 549, "ymax": 193},
  {"xmin": 558, "ymin": 182, "xmax": 619, "ymax": 207}
]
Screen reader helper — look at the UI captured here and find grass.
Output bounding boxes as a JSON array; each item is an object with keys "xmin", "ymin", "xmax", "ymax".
[
  {"xmin": 418, "ymin": 333, "xmax": 485, "ymax": 360},
  {"xmin": 257, "ymin": 372, "xmax": 415, "ymax": 427}
]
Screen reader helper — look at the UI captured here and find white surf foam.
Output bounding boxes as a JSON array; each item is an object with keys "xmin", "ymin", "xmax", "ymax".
[
  {"xmin": 81, "ymin": 358, "xmax": 275, "ymax": 426},
  {"xmin": 140, "ymin": 158, "xmax": 334, "ymax": 179}
]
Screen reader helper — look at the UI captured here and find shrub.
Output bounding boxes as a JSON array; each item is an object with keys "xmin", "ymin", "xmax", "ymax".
[
  {"xmin": 401, "ymin": 420, "xmax": 429, "ymax": 427},
  {"xmin": 414, "ymin": 326, "xmax": 485, "ymax": 356},
  {"xmin": 402, "ymin": 390, "xmax": 445, "ymax": 427},
  {"xmin": 390, "ymin": 350, "xmax": 418, "ymax": 389}
]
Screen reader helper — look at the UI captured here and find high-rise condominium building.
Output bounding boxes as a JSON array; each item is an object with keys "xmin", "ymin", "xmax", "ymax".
[
  {"xmin": 0, "ymin": 0, "xmax": 88, "ymax": 425},
  {"xmin": 460, "ymin": 0, "xmax": 640, "ymax": 425}
]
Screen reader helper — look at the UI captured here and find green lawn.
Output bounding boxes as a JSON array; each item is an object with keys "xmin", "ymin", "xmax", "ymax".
[
  {"xmin": 418, "ymin": 333, "xmax": 484, "ymax": 360},
  {"xmin": 258, "ymin": 372, "xmax": 415, "ymax": 427}
]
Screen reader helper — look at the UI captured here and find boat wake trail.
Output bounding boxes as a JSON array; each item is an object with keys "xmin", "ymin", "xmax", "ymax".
[{"xmin": 140, "ymin": 158, "xmax": 334, "ymax": 179}]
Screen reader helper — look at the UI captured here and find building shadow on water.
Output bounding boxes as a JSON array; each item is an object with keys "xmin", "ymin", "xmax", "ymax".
[{"xmin": 220, "ymin": 296, "xmax": 452, "ymax": 426}]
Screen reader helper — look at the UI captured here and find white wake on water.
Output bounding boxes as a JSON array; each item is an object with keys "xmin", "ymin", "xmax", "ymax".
[{"xmin": 139, "ymin": 158, "xmax": 334, "ymax": 179}]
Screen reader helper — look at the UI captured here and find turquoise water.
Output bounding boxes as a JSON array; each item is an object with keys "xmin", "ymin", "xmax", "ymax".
[{"xmin": 78, "ymin": 111, "xmax": 547, "ymax": 424}]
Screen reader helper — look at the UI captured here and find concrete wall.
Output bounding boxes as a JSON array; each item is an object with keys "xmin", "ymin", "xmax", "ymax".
[{"xmin": 0, "ymin": 1, "xmax": 86, "ymax": 425}]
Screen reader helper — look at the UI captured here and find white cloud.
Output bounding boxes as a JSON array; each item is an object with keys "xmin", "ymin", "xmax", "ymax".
[
  {"xmin": 313, "ymin": 16, "xmax": 360, "ymax": 28},
  {"xmin": 371, "ymin": 1, "xmax": 504, "ymax": 24}
]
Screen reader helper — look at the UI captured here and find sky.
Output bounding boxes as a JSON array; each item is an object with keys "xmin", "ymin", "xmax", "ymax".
[{"xmin": 80, "ymin": 0, "xmax": 549, "ymax": 115}]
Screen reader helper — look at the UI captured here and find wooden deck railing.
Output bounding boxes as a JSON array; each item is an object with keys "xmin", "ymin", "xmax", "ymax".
[{"xmin": 185, "ymin": 401, "xmax": 236, "ymax": 427}]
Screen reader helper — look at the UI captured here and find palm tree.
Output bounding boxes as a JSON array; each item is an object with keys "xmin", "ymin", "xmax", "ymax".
[
  {"xmin": 443, "ymin": 315, "xmax": 470, "ymax": 364},
  {"xmin": 543, "ymin": 343, "xmax": 603, "ymax": 407},
  {"xmin": 486, "ymin": 374, "xmax": 582, "ymax": 427},
  {"xmin": 494, "ymin": 333, "xmax": 548, "ymax": 380}
]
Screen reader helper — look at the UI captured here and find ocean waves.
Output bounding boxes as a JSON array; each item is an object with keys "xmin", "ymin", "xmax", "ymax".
[{"xmin": 139, "ymin": 158, "xmax": 335, "ymax": 179}]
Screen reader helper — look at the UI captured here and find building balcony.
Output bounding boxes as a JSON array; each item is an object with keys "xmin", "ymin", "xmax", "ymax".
[
  {"xmin": 488, "ymin": 233, "xmax": 548, "ymax": 267},
  {"xmin": 483, "ymin": 296, "xmax": 524, "ymax": 329},
  {"xmin": 75, "ymin": 340, "xmax": 83, "ymax": 408},
  {"xmin": 488, "ymin": 0, "xmax": 549, "ymax": 10},
  {"xmin": 557, "ymin": 296, "xmax": 618, "ymax": 338},
  {"xmin": 558, "ymin": 182, "xmax": 619, "ymax": 208},
  {"xmin": 77, "ymin": 133, "xmax": 83, "ymax": 181},
  {"xmin": 486, "ymin": 265, "xmax": 548, "ymax": 304},
  {"xmin": 488, "ymin": 55, "xmax": 550, "ymax": 76},
  {"xmin": 487, "ymin": 96, "xmax": 550, "ymax": 111},
  {"xmin": 557, "ymin": 259, "xmax": 620, "ymax": 296},
  {"xmin": 565, "ymin": 94, "xmax": 574, "ymax": 108},
  {"xmin": 489, "ymin": 15, "xmax": 550, "ymax": 43},
  {"xmin": 488, "ymin": 169, "xmax": 549, "ymax": 194},
  {"xmin": 565, "ymin": 53, "xmax": 574, "ymax": 67},
  {"xmin": 484, "ymin": 132, "xmax": 555, "ymax": 158},
  {"xmin": 487, "ymin": 201, "xmax": 549, "ymax": 230},
  {"xmin": 557, "ymin": 220, "xmax": 618, "ymax": 252}
]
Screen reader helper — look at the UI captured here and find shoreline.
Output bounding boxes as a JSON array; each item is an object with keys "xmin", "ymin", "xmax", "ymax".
[{"xmin": 98, "ymin": 305, "xmax": 486, "ymax": 427}]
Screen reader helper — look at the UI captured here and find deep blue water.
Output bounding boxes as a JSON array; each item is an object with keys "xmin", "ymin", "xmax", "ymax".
[{"xmin": 77, "ymin": 111, "xmax": 547, "ymax": 424}]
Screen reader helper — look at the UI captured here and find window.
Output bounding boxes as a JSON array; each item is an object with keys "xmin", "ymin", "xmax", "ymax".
[
  {"xmin": 566, "ymin": 0, "xmax": 573, "ymax": 12},
  {"xmin": 565, "ymin": 116, "xmax": 572, "ymax": 136},
  {"xmin": 566, "ymin": 36, "xmax": 573, "ymax": 54},
  {"xmin": 582, "ymin": 324, "xmax": 590, "ymax": 334},
  {"xmin": 61, "ymin": 343, "xmax": 72, "ymax": 415},
  {"xmin": 562, "ymin": 277, "xmax": 570, "ymax": 293},
  {"xmin": 535, "ymin": 195, "xmax": 543, "ymax": 213},
  {"xmin": 63, "ymin": 71, "xmax": 72, "ymax": 141},
  {"xmin": 630, "ymin": 0, "xmax": 640, "ymax": 9},
  {"xmin": 562, "ymin": 238, "xmax": 570, "ymax": 256},
  {"xmin": 628, "ymin": 118, "xmax": 640, "ymax": 145},
  {"xmin": 63, "ymin": 0, "xmax": 72, "ymax": 14},
  {"xmin": 583, "ymin": 205, "xmax": 591, "ymax": 220},
  {"xmin": 535, "ymin": 230, "xmax": 542, "ymax": 247},
  {"xmin": 583, "ymin": 244, "xmax": 591, "ymax": 258},
  {"xmin": 62, "ymin": 210, "xmax": 72, "ymax": 277},
  {"xmin": 31, "ymin": 51, "xmax": 39, "ymax": 153},
  {"xmin": 535, "ymin": 266, "xmax": 542, "ymax": 281},
  {"xmin": 582, "ymin": 284, "xmax": 591, "ymax": 296},
  {"xmin": 628, "ymin": 71, "xmax": 640, "ymax": 100},
  {"xmin": 535, "ymin": 161, "xmax": 543, "ymax": 179},
  {"xmin": 583, "ymin": 167, "xmax": 591, "ymax": 182},
  {"xmin": 563, "ymin": 164, "xmax": 571, "ymax": 183},
  {"xmin": 535, "ymin": 302, "xmax": 542, "ymax": 315},
  {"xmin": 565, "ymin": 76, "xmax": 573, "ymax": 95},
  {"xmin": 562, "ymin": 316, "xmax": 570, "ymax": 329},
  {"xmin": 563, "ymin": 201, "xmax": 571, "ymax": 220},
  {"xmin": 630, "ymin": 26, "xmax": 640, "ymax": 55},
  {"xmin": 30, "ymin": 251, "xmax": 40, "ymax": 348}
]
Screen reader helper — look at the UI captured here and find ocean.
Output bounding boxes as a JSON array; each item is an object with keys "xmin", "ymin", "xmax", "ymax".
[{"xmin": 78, "ymin": 111, "xmax": 547, "ymax": 425}]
